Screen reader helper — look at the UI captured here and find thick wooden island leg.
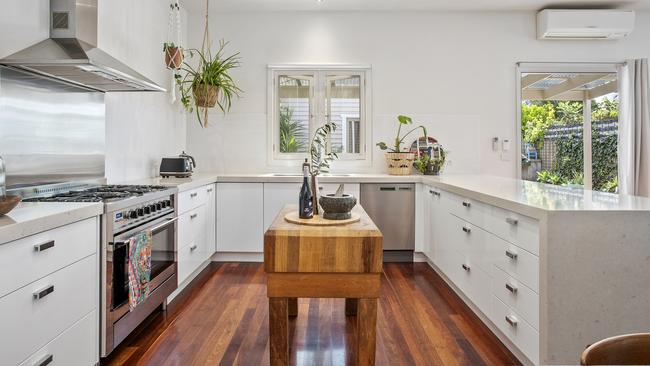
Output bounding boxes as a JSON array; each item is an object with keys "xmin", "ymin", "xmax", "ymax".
[
  {"xmin": 345, "ymin": 298, "xmax": 358, "ymax": 316},
  {"xmin": 288, "ymin": 298, "xmax": 298, "ymax": 317},
  {"xmin": 357, "ymin": 298, "xmax": 377, "ymax": 366},
  {"xmin": 269, "ymin": 297, "xmax": 289, "ymax": 366}
]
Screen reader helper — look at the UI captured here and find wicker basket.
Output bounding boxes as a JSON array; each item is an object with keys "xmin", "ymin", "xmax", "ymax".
[
  {"xmin": 164, "ymin": 47, "xmax": 183, "ymax": 70},
  {"xmin": 385, "ymin": 152, "xmax": 415, "ymax": 175},
  {"xmin": 192, "ymin": 83, "xmax": 219, "ymax": 108}
]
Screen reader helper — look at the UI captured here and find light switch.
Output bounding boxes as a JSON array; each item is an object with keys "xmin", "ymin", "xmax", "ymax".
[{"xmin": 502, "ymin": 139, "xmax": 510, "ymax": 152}]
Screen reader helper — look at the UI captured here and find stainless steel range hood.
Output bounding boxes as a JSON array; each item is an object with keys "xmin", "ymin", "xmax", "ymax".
[{"xmin": 0, "ymin": 0, "xmax": 165, "ymax": 92}]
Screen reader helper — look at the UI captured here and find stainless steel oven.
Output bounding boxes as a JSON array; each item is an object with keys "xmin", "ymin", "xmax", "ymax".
[{"xmin": 101, "ymin": 192, "xmax": 178, "ymax": 357}]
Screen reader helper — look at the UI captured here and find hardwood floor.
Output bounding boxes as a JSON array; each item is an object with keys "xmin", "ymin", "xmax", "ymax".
[{"xmin": 102, "ymin": 262, "xmax": 520, "ymax": 366}]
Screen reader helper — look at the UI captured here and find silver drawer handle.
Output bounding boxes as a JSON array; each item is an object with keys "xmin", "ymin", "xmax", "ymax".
[
  {"xmin": 33, "ymin": 354, "xmax": 53, "ymax": 366},
  {"xmin": 505, "ymin": 283, "xmax": 518, "ymax": 294},
  {"xmin": 429, "ymin": 190, "xmax": 440, "ymax": 196},
  {"xmin": 33, "ymin": 285, "xmax": 54, "ymax": 300},
  {"xmin": 429, "ymin": 189, "xmax": 435, "ymax": 194},
  {"xmin": 462, "ymin": 201, "xmax": 471, "ymax": 208},
  {"xmin": 34, "ymin": 240, "xmax": 55, "ymax": 252},
  {"xmin": 462, "ymin": 226, "xmax": 471, "ymax": 234},
  {"xmin": 461, "ymin": 264, "xmax": 470, "ymax": 272},
  {"xmin": 505, "ymin": 249, "xmax": 518, "ymax": 260},
  {"xmin": 190, "ymin": 192, "xmax": 198, "ymax": 198},
  {"xmin": 318, "ymin": 186, "xmax": 323, "ymax": 190},
  {"xmin": 190, "ymin": 244, "xmax": 198, "ymax": 251},
  {"xmin": 190, "ymin": 213, "xmax": 198, "ymax": 219},
  {"xmin": 505, "ymin": 315, "xmax": 518, "ymax": 327},
  {"xmin": 207, "ymin": 188, "xmax": 213, "ymax": 193},
  {"xmin": 506, "ymin": 217, "xmax": 519, "ymax": 225}
]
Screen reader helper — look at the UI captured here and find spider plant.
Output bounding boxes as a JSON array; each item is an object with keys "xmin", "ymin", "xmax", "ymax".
[{"xmin": 175, "ymin": 40, "xmax": 243, "ymax": 127}]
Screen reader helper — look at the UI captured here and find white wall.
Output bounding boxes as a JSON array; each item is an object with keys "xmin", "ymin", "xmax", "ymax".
[
  {"xmin": 0, "ymin": 0, "xmax": 187, "ymax": 183},
  {"xmin": 185, "ymin": 11, "xmax": 650, "ymax": 177}
]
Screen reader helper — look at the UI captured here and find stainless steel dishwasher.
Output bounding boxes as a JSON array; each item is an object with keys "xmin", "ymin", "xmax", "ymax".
[{"xmin": 360, "ymin": 183, "xmax": 415, "ymax": 262}]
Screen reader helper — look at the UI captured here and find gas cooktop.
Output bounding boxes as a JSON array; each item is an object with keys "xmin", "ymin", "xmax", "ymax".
[{"xmin": 24, "ymin": 185, "xmax": 170, "ymax": 203}]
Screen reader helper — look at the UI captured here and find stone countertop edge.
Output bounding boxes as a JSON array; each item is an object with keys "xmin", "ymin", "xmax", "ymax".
[
  {"xmin": 121, "ymin": 173, "xmax": 650, "ymax": 219},
  {"xmin": 0, "ymin": 202, "xmax": 104, "ymax": 245}
]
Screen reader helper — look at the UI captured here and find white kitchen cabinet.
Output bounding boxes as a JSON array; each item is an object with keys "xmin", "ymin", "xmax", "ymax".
[
  {"xmin": 0, "ymin": 216, "xmax": 99, "ymax": 366},
  {"xmin": 429, "ymin": 187, "xmax": 541, "ymax": 364},
  {"xmin": 216, "ymin": 183, "xmax": 264, "ymax": 252},
  {"xmin": 19, "ymin": 310, "xmax": 97, "ymax": 366},
  {"xmin": 0, "ymin": 254, "xmax": 97, "ymax": 366},
  {"xmin": 205, "ymin": 184, "xmax": 217, "ymax": 253},
  {"xmin": 176, "ymin": 183, "xmax": 216, "ymax": 287},
  {"xmin": 263, "ymin": 182, "xmax": 302, "ymax": 230}
]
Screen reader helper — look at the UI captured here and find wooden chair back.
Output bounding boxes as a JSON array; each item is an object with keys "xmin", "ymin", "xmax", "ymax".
[{"xmin": 581, "ymin": 333, "xmax": 650, "ymax": 365}]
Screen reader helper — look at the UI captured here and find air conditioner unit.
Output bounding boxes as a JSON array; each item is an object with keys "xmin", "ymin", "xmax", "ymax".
[{"xmin": 537, "ymin": 9, "xmax": 635, "ymax": 40}]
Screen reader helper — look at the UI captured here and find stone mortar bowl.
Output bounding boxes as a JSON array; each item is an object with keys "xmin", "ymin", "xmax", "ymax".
[
  {"xmin": 318, "ymin": 194, "xmax": 357, "ymax": 220},
  {"xmin": 0, "ymin": 195, "xmax": 21, "ymax": 216}
]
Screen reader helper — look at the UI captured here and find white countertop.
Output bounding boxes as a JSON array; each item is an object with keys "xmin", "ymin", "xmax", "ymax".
[
  {"xmin": 122, "ymin": 172, "xmax": 650, "ymax": 218},
  {"xmin": 0, "ymin": 201, "xmax": 103, "ymax": 245}
]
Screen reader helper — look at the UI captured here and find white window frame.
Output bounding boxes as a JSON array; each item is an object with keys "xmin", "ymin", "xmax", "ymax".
[
  {"xmin": 515, "ymin": 62, "xmax": 621, "ymax": 190},
  {"xmin": 267, "ymin": 64, "xmax": 372, "ymax": 168}
]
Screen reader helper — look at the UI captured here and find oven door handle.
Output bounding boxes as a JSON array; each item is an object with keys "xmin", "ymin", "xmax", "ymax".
[{"xmin": 150, "ymin": 217, "xmax": 178, "ymax": 234}]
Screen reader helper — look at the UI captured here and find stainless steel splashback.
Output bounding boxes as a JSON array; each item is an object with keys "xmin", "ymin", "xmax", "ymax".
[{"xmin": 0, "ymin": 67, "xmax": 105, "ymax": 190}]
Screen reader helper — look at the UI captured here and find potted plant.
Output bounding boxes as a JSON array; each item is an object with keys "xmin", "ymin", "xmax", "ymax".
[
  {"xmin": 377, "ymin": 115, "xmax": 428, "ymax": 175},
  {"xmin": 163, "ymin": 42, "xmax": 183, "ymax": 70},
  {"xmin": 175, "ymin": 40, "xmax": 243, "ymax": 127},
  {"xmin": 414, "ymin": 144, "xmax": 446, "ymax": 175},
  {"xmin": 309, "ymin": 122, "xmax": 338, "ymax": 215}
]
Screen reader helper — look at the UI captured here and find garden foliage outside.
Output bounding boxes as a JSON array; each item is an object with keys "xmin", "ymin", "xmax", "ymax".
[{"xmin": 522, "ymin": 99, "xmax": 619, "ymax": 192}]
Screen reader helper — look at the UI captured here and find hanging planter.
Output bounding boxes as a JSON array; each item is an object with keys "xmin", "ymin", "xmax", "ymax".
[
  {"xmin": 164, "ymin": 43, "xmax": 183, "ymax": 70},
  {"xmin": 175, "ymin": 0, "xmax": 242, "ymax": 127},
  {"xmin": 192, "ymin": 83, "xmax": 218, "ymax": 108}
]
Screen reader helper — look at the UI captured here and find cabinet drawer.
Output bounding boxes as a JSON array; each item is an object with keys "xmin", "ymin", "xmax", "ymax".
[
  {"xmin": 178, "ymin": 237, "xmax": 208, "ymax": 285},
  {"xmin": 447, "ymin": 214, "xmax": 490, "ymax": 273},
  {"xmin": 0, "ymin": 254, "xmax": 97, "ymax": 366},
  {"xmin": 442, "ymin": 190, "xmax": 489, "ymax": 227},
  {"xmin": 446, "ymin": 249, "xmax": 491, "ymax": 315},
  {"xmin": 492, "ymin": 296, "xmax": 539, "ymax": 364},
  {"xmin": 486, "ymin": 233, "xmax": 539, "ymax": 292},
  {"xmin": 492, "ymin": 267, "xmax": 539, "ymax": 330},
  {"xmin": 19, "ymin": 310, "xmax": 97, "ymax": 366},
  {"xmin": 178, "ymin": 205, "xmax": 206, "ymax": 250},
  {"xmin": 0, "ymin": 217, "xmax": 98, "ymax": 299},
  {"xmin": 486, "ymin": 206, "xmax": 539, "ymax": 256},
  {"xmin": 178, "ymin": 187, "xmax": 207, "ymax": 214}
]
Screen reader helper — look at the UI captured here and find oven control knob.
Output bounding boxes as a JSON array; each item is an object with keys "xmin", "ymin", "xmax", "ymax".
[
  {"xmin": 150, "ymin": 204, "xmax": 156, "ymax": 212},
  {"xmin": 144, "ymin": 206, "xmax": 151, "ymax": 214},
  {"xmin": 165, "ymin": 199, "xmax": 172, "ymax": 208},
  {"xmin": 129, "ymin": 210, "xmax": 138, "ymax": 219},
  {"xmin": 161, "ymin": 200, "xmax": 167, "ymax": 208},
  {"xmin": 137, "ymin": 208, "xmax": 144, "ymax": 216},
  {"xmin": 156, "ymin": 202, "xmax": 162, "ymax": 210}
]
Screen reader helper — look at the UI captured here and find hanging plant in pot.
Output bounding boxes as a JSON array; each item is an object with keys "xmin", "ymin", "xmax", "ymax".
[
  {"xmin": 163, "ymin": 42, "xmax": 183, "ymax": 70},
  {"xmin": 377, "ymin": 115, "xmax": 428, "ymax": 175},
  {"xmin": 176, "ymin": 40, "xmax": 242, "ymax": 127}
]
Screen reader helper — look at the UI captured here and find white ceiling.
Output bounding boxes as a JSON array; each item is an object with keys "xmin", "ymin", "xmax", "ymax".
[{"xmin": 182, "ymin": 0, "xmax": 650, "ymax": 13}]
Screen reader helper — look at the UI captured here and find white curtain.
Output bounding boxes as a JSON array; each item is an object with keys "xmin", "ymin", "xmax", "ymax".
[{"xmin": 618, "ymin": 59, "xmax": 650, "ymax": 197}]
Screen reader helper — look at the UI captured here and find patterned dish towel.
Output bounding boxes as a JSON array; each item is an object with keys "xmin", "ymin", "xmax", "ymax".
[{"xmin": 127, "ymin": 231, "xmax": 153, "ymax": 311}]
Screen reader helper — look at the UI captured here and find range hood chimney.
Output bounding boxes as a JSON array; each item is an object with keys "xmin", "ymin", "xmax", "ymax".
[{"xmin": 0, "ymin": 0, "xmax": 165, "ymax": 92}]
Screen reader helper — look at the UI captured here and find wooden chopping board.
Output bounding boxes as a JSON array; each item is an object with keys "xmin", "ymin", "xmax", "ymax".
[{"xmin": 284, "ymin": 211, "xmax": 360, "ymax": 226}]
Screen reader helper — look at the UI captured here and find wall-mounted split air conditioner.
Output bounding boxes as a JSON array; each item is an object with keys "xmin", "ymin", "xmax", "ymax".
[{"xmin": 537, "ymin": 9, "xmax": 635, "ymax": 40}]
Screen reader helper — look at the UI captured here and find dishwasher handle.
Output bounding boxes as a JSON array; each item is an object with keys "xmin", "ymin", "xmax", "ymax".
[{"xmin": 378, "ymin": 186, "xmax": 413, "ymax": 192}]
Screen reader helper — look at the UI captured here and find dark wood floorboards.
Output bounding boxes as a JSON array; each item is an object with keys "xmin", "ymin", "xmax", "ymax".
[{"xmin": 102, "ymin": 262, "xmax": 520, "ymax": 366}]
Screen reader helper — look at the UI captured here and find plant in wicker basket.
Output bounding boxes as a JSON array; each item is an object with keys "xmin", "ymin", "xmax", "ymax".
[
  {"xmin": 175, "ymin": 40, "xmax": 242, "ymax": 127},
  {"xmin": 377, "ymin": 115, "xmax": 428, "ymax": 175}
]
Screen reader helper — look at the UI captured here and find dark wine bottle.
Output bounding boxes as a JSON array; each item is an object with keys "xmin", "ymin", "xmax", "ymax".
[{"xmin": 299, "ymin": 159, "xmax": 314, "ymax": 219}]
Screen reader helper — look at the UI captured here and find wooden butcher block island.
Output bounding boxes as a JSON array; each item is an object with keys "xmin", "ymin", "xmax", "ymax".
[{"xmin": 264, "ymin": 204, "xmax": 383, "ymax": 366}]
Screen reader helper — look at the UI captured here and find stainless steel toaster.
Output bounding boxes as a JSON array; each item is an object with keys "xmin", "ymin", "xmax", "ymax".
[{"xmin": 159, "ymin": 151, "xmax": 196, "ymax": 178}]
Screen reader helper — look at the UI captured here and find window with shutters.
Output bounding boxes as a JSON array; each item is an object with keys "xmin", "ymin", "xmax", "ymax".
[{"xmin": 268, "ymin": 66, "xmax": 371, "ymax": 164}]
